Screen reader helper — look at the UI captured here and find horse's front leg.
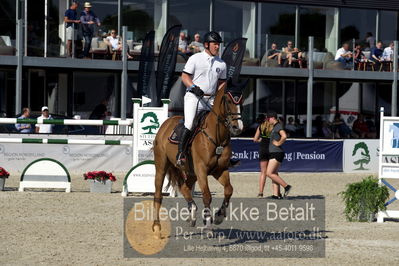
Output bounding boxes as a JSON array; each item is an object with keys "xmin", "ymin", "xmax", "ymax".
[
  {"xmin": 213, "ymin": 169, "xmax": 233, "ymax": 225},
  {"xmin": 196, "ymin": 167, "xmax": 213, "ymax": 228},
  {"xmin": 152, "ymin": 158, "xmax": 170, "ymax": 239},
  {"xmin": 180, "ymin": 176, "xmax": 198, "ymax": 227}
]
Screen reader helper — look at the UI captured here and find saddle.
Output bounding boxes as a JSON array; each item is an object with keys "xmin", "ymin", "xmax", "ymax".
[{"xmin": 168, "ymin": 110, "xmax": 209, "ymax": 144}]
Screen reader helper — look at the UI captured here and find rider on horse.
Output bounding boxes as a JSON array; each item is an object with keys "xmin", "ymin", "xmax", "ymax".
[{"xmin": 176, "ymin": 31, "xmax": 227, "ymax": 165}]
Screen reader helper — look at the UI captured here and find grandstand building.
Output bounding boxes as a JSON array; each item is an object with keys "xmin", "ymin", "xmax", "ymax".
[{"xmin": 1, "ymin": 0, "xmax": 399, "ymax": 137}]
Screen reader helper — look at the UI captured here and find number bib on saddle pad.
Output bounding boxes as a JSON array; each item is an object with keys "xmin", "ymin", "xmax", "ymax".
[{"xmin": 168, "ymin": 110, "xmax": 210, "ymax": 144}]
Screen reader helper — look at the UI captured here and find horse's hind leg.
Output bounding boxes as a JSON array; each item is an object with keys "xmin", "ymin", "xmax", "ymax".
[
  {"xmin": 152, "ymin": 157, "xmax": 171, "ymax": 239},
  {"xmin": 179, "ymin": 175, "xmax": 197, "ymax": 227},
  {"xmin": 213, "ymin": 169, "xmax": 233, "ymax": 225}
]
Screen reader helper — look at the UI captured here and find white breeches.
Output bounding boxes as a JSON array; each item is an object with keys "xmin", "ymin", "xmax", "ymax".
[{"xmin": 184, "ymin": 92, "xmax": 214, "ymax": 130}]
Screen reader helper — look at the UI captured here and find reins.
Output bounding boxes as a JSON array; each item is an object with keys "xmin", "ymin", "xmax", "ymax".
[{"xmin": 196, "ymin": 91, "xmax": 242, "ymax": 155}]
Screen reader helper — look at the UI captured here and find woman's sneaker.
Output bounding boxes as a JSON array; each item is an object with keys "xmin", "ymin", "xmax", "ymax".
[
  {"xmin": 283, "ymin": 185, "xmax": 292, "ymax": 198},
  {"xmin": 257, "ymin": 193, "xmax": 263, "ymax": 199},
  {"xmin": 271, "ymin": 195, "xmax": 282, "ymax": 199}
]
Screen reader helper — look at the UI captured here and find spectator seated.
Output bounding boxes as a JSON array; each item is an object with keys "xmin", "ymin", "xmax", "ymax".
[{"xmin": 260, "ymin": 49, "xmax": 281, "ymax": 67}]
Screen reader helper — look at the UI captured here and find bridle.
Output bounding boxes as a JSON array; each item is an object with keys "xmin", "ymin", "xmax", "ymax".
[
  {"xmin": 223, "ymin": 91, "xmax": 243, "ymax": 129},
  {"xmin": 198, "ymin": 90, "xmax": 243, "ymax": 154}
]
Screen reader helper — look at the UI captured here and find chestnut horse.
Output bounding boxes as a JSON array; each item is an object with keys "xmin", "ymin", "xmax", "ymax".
[{"xmin": 152, "ymin": 82, "xmax": 244, "ymax": 238}]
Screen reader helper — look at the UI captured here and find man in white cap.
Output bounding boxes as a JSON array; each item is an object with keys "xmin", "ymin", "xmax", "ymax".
[
  {"xmin": 80, "ymin": 2, "xmax": 101, "ymax": 58},
  {"xmin": 35, "ymin": 106, "xmax": 54, "ymax": 133}
]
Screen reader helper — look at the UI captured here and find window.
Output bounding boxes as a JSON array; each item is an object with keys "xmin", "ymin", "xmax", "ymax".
[
  {"xmin": 340, "ymin": 8, "xmax": 377, "ymax": 47},
  {"xmin": 379, "ymin": 11, "xmax": 398, "ymax": 45},
  {"xmin": 259, "ymin": 2, "xmax": 295, "ymax": 56},
  {"xmin": 0, "ymin": 0, "xmax": 16, "ymax": 48},
  {"xmin": 123, "ymin": 0, "xmax": 155, "ymax": 42},
  {"xmin": 214, "ymin": 1, "xmax": 250, "ymax": 45},
  {"xmin": 299, "ymin": 6, "xmax": 338, "ymax": 53},
  {"xmin": 168, "ymin": 0, "xmax": 210, "ymax": 41}
]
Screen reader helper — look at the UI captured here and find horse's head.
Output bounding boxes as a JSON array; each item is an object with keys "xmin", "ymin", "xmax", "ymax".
[{"xmin": 222, "ymin": 79, "xmax": 247, "ymax": 136}]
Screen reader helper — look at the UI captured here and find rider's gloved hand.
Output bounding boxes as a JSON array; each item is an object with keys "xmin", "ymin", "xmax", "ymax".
[{"xmin": 190, "ymin": 85, "xmax": 204, "ymax": 97}]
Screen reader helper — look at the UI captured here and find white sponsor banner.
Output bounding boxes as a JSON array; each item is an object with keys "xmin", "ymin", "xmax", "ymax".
[
  {"xmin": 137, "ymin": 108, "xmax": 165, "ymax": 150},
  {"xmin": 382, "ymin": 120, "xmax": 399, "ymax": 155},
  {"xmin": 132, "ymin": 103, "xmax": 168, "ymax": 165},
  {"xmin": 0, "ymin": 134, "xmax": 132, "ymax": 174},
  {"xmin": 343, "ymin": 139, "xmax": 379, "ymax": 173}
]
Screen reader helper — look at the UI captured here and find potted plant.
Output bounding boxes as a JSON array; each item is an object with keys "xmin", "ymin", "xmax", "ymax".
[
  {"xmin": 0, "ymin": 167, "xmax": 10, "ymax": 191},
  {"xmin": 339, "ymin": 176, "xmax": 389, "ymax": 222},
  {"xmin": 84, "ymin": 171, "xmax": 116, "ymax": 193}
]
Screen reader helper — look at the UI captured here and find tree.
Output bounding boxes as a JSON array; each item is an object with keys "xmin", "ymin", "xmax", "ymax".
[
  {"xmin": 341, "ymin": 25, "xmax": 360, "ymax": 44},
  {"xmin": 140, "ymin": 112, "xmax": 159, "ymax": 134},
  {"xmin": 352, "ymin": 142, "xmax": 370, "ymax": 170}
]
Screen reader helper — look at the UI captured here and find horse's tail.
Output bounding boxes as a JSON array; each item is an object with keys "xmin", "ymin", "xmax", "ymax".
[{"xmin": 165, "ymin": 165, "xmax": 184, "ymax": 191}]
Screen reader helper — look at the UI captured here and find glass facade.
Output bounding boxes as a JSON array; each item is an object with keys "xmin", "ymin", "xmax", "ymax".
[
  {"xmin": 168, "ymin": 0, "xmax": 210, "ymax": 41},
  {"xmin": 299, "ymin": 6, "xmax": 338, "ymax": 53},
  {"xmin": 259, "ymin": 3, "xmax": 296, "ymax": 58},
  {"xmin": 1, "ymin": 0, "xmax": 399, "ymax": 137},
  {"xmin": 380, "ymin": 11, "xmax": 398, "ymax": 45},
  {"xmin": 0, "ymin": 0, "xmax": 16, "ymax": 56},
  {"xmin": 340, "ymin": 8, "xmax": 377, "ymax": 46},
  {"xmin": 123, "ymin": 0, "xmax": 155, "ymax": 42}
]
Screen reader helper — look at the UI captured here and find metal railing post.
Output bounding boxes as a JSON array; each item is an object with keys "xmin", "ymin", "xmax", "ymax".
[
  {"xmin": 121, "ymin": 26, "xmax": 128, "ymax": 122},
  {"xmin": 392, "ymin": 40, "xmax": 398, "ymax": 116},
  {"xmin": 306, "ymin": 36, "xmax": 314, "ymax": 138}
]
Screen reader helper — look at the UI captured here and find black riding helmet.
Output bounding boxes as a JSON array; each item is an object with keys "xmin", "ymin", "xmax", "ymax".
[{"xmin": 203, "ymin": 31, "xmax": 223, "ymax": 44}]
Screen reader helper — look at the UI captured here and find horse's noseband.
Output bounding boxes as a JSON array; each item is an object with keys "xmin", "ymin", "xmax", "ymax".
[{"xmin": 222, "ymin": 92, "xmax": 243, "ymax": 127}]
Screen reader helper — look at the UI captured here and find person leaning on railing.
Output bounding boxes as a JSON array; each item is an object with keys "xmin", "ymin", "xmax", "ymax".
[
  {"xmin": 80, "ymin": 2, "xmax": 101, "ymax": 59},
  {"xmin": 35, "ymin": 106, "xmax": 54, "ymax": 134},
  {"xmin": 15, "ymin": 108, "xmax": 33, "ymax": 133},
  {"xmin": 64, "ymin": 1, "xmax": 80, "ymax": 57}
]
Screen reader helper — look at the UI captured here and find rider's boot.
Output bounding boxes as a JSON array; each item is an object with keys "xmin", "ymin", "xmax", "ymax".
[{"xmin": 176, "ymin": 127, "xmax": 191, "ymax": 166}]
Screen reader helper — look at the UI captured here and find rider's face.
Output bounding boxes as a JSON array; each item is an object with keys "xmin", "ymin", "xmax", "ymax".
[{"xmin": 207, "ymin": 42, "xmax": 220, "ymax": 56}]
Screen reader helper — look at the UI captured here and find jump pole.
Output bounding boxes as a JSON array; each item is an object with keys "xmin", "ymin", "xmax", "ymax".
[
  {"xmin": 0, "ymin": 118, "xmax": 133, "ymax": 126},
  {"xmin": 377, "ymin": 107, "xmax": 399, "ymax": 222},
  {"xmin": 0, "ymin": 138, "xmax": 132, "ymax": 145}
]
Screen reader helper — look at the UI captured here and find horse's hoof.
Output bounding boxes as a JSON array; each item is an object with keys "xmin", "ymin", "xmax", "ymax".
[
  {"xmin": 203, "ymin": 216, "xmax": 213, "ymax": 227},
  {"xmin": 213, "ymin": 208, "xmax": 226, "ymax": 225},
  {"xmin": 152, "ymin": 224, "xmax": 161, "ymax": 239},
  {"xmin": 213, "ymin": 214, "xmax": 224, "ymax": 225},
  {"xmin": 189, "ymin": 219, "xmax": 196, "ymax": 227}
]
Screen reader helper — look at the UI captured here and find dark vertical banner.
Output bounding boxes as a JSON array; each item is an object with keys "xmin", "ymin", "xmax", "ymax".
[
  {"xmin": 137, "ymin": 30, "xmax": 155, "ymax": 101},
  {"xmin": 155, "ymin": 24, "xmax": 182, "ymax": 106},
  {"xmin": 221, "ymin": 38, "xmax": 247, "ymax": 84}
]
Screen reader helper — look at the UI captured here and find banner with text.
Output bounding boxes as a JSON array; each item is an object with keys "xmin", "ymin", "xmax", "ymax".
[
  {"xmin": 230, "ymin": 139, "xmax": 343, "ymax": 172},
  {"xmin": 0, "ymin": 135, "xmax": 132, "ymax": 174}
]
